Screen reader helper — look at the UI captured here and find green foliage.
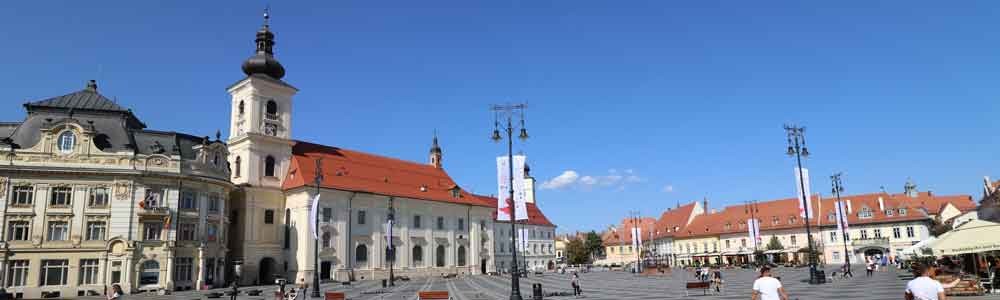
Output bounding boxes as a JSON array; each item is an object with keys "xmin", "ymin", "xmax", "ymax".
[
  {"xmin": 566, "ymin": 238, "xmax": 590, "ymax": 265},
  {"xmin": 766, "ymin": 236, "xmax": 784, "ymax": 250},
  {"xmin": 584, "ymin": 231, "xmax": 604, "ymax": 258}
]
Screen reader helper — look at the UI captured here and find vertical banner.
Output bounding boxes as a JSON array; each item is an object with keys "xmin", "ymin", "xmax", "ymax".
[
  {"xmin": 794, "ymin": 167, "xmax": 814, "ymax": 218},
  {"xmin": 512, "ymin": 155, "xmax": 529, "ymax": 221},
  {"xmin": 519, "ymin": 228, "xmax": 528, "ymax": 252},
  {"xmin": 747, "ymin": 219, "xmax": 756, "ymax": 248},
  {"xmin": 496, "ymin": 156, "xmax": 512, "ymax": 221},
  {"xmin": 835, "ymin": 200, "xmax": 850, "ymax": 241},
  {"xmin": 386, "ymin": 219, "xmax": 393, "ymax": 247},
  {"xmin": 309, "ymin": 193, "xmax": 320, "ymax": 239},
  {"xmin": 754, "ymin": 219, "xmax": 762, "ymax": 246},
  {"xmin": 631, "ymin": 227, "xmax": 642, "ymax": 249}
]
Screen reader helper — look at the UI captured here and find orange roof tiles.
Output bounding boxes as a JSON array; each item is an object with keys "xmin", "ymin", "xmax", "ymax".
[
  {"xmin": 653, "ymin": 202, "xmax": 698, "ymax": 239},
  {"xmin": 283, "ymin": 141, "xmax": 493, "ymax": 207}
]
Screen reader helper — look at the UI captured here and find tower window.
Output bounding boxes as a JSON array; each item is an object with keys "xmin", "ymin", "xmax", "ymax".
[
  {"xmin": 234, "ymin": 156, "xmax": 242, "ymax": 178},
  {"xmin": 265, "ymin": 100, "xmax": 278, "ymax": 121},
  {"xmin": 264, "ymin": 156, "xmax": 276, "ymax": 177},
  {"xmin": 238, "ymin": 100, "xmax": 245, "ymax": 115}
]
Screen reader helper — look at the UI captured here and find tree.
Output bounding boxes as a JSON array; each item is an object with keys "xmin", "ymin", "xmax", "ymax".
[
  {"xmin": 584, "ymin": 231, "xmax": 604, "ymax": 260},
  {"xmin": 566, "ymin": 238, "xmax": 590, "ymax": 265},
  {"xmin": 766, "ymin": 236, "xmax": 784, "ymax": 251},
  {"xmin": 929, "ymin": 218, "xmax": 953, "ymax": 237}
]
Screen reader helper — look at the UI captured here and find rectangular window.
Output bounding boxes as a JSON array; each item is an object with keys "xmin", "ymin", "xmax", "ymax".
[
  {"xmin": 829, "ymin": 231, "xmax": 837, "ymax": 243},
  {"xmin": 741, "ymin": 239, "xmax": 747, "ymax": 248},
  {"xmin": 899, "ymin": 208, "xmax": 908, "ymax": 216},
  {"xmin": 50, "ymin": 186, "xmax": 72, "ymax": 207},
  {"xmin": 47, "ymin": 221, "xmax": 69, "ymax": 241},
  {"xmin": 207, "ymin": 223, "xmax": 218, "ymax": 241},
  {"xmin": 86, "ymin": 221, "xmax": 106, "ymax": 240},
  {"xmin": 790, "ymin": 235, "xmax": 797, "ymax": 245},
  {"xmin": 874, "ymin": 229, "xmax": 882, "ymax": 239},
  {"xmin": 906, "ymin": 226, "xmax": 915, "ymax": 238},
  {"xmin": 358, "ymin": 211, "xmax": 366, "ymax": 225},
  {"xmin": 79, "ymin": 259, "xmax": 99, "ymax": 285},
  {"xmin": 413, "ymin": 215, "xmax": 421, "ymax": 228},
  {"xmin": 832, "ymin": 251, "xmax": 841, "ymax": 262},
  {"xmin": 859, "ymin": 230, "xmax": 868, "ymax": 240},
  {"xmin": 437, "ymin": 217, "xmax": 444, "ymax": 230},
  {"xmin": 143, "ymin": 222, "xmax": 162, "ymax": 241},
  {"xmin": 179, "ymin": 223, "xmax": 196, "ymax": 241},
  {"xmin": 323, "ymin": 207, "xmax": 333, "ymax": 222},
  {"xmin": 892, "ymin": 227, "xmax": 901, "ymax": 239},
  {"xmin": 843, "ymin": 232, "xmax": 851, "ymax": 241},
  {"xmin": 264, "ymin": 209, "xmax": 275, "ymax": 224},
  {"xmin": 725, "ymin": 240, "xmax": 731, "ymax": 249},
  {"xmin": 12, "ymin": 186, "xmax": 33, "ymax": 206},
  {"xmin": 7, "ymin": 221, "xmax": 29, "ymax": 241},
  {"xmin": 40, "ymin": 260, "xmax": 69, "ymax": 286},
  {"xmin": 208, "ymin": 194, "xmax": 221, "ymax": 212},
  {"xmin": 772, "ymin": 216, "xmax": 779, "ymax": 225},
  {"xmin": 458, "ymin": 218, "xmax": 465, "ymax": 231},
  {"xmin": 6, "ymin": 260, "xmax": 28, "ymax": 287},
  {"xmin": 89, "ymin": 187, "xmax": 109, "ymax": 208},
  {"xmin": 885, "ymin": 209, "xmax": 893, "ymax": 216},
  {"xmin": 174, "ymin": 258, "xmax": 193, "ymax": 282},
  {"xmin": 179, "ymin": 191, "xmax": 197, "ymax": 210}
]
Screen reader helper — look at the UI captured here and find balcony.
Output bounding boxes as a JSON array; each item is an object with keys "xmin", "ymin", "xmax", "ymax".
[
  {"xmin": 264, "ymin": 113, "xmax": 280, "ymax": 121},
  {"xmin": 851, "ymin": 237, "xmax": 890, "ymax": 248},
  {"xmin": 138, "ymin": 206, "xmax": 170, "ymax": 216}
]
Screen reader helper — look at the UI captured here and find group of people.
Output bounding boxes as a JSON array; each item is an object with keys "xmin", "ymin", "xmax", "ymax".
[
  {"xmin": 865, "ymin": 255, "xmax": 891, "ymax": 277},
  {"xmin": 693, "ymin": 266, "xmax": 725, "ymax": 292}
]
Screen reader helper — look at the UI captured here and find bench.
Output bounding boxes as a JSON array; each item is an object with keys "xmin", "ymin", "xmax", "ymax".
[
  {"xmin": 418, "ymin": 291, "xmax": 450, "ymax": 300},
  {"xmin": 685, "ymin": 281, "xmax": 710, "ymax": 296},
  {"xmin": 325, "ymin": 292, "xmax": 346, "ymax": 300}
]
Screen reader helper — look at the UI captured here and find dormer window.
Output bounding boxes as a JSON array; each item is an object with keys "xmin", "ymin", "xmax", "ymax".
[
  {"xmin": 898, "ymin": 208, "xmax": 907, "ymax": 216},
  {"xmin": 450, "ymin": 187, "xmax": 461, "ymax": 198},
  {"xmin": 788, "ymin": 216, "xmax": 797, "ymax": 224},
  {"xmin": 885, "ymin": 209, "xmax": 893, "ymax": 216},
  {"xmin": 827, "ymin": 213, "xmax": 836, "ymax": 222},
  {"xmin": 858, "ymin": 207, "xmax": 873, "ymax": 218},
  {"xmin": 58, "ymin": 131, "xmax": 75, "ymax": 154}
]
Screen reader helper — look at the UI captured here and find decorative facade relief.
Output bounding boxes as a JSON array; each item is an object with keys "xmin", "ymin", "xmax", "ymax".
[
  {"xmin": 114, "ymin": 181, "xmax": 131, "ymax": 201},
  {"xmin": 0, "ymin": 176, "xmax": 8, "ymax": 199}
]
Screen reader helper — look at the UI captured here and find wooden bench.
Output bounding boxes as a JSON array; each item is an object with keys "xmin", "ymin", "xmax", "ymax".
[
  {"xmin": 418, "ymin": 291, "xmax": 450, "ymax": 300},
  {"xmin": 325, "ymin": 292, "xmax": 346, "ymax": 300},
  {"xmin": 685, "ymin": 281, "xmax": 710, "ymax": 296}
]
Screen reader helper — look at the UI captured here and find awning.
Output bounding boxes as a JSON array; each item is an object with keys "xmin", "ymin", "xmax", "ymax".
[
  {"xmin": 737, "ymin": 250, "xmax": 754, "ymax": 255},
  {"xmin": 900, "ymin": 237, "xmax": 937, "ymax": 258},
  {"xmin": 764, "ymin": 250, "xmax": 783, "ymax": 254},
  {"xmin": 927, "ymin": 220, "xmax": 1000, "ymax": 256}
]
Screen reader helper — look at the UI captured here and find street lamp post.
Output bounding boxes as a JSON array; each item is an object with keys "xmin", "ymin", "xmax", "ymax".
[
  {"xmin": 784, "ymin": 125, "xmax": 819, "ymax": 284},
  {"xmin": 491, "ymin": 103, "xmax": 529, "ymax": 300},
  {"xmin": 311, "ymin": 158, "xmax": 323, "ymax": 298},
  {"xmin": 745, "ymin": 200, "xmax": 760, "ymax": 265},
  {"xmin": 831, "ymin": 173, "xmax": 852, "ymax": 277},
  {"xmin": 388, "ymin": 197, "xmax": 395, "ymax": 287}
]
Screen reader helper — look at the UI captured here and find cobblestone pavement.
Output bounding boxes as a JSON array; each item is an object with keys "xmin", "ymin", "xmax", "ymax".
[{"xmin": 80, "ymin": 266, "xmax": 1000, "ymax": 300}]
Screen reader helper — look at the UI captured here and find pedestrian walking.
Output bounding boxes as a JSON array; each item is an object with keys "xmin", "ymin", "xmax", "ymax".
[
  {"xmin": 751, "ymin": 267, "xmax": 789, "ymax": 300},
  {"xmin": 570, "ymin": 272, "xmax": 582, "ymax": 297},
  {"xmin": 106, "ymin": 284, "xmax": 124, "ymax": 300},
  {"xmin": 866, "ymin": 259, "xmax": 874, "ymax": 277}
]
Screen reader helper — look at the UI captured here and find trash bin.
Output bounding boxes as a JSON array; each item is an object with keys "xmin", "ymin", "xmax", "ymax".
[{"xmin": 532, "ymin": 283, "xmax": 543, "ymax": 300}]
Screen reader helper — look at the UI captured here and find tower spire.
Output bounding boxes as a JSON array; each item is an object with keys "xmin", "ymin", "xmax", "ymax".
[
  {"xmin": 241, "ymin": 6, "xmax": 286, "ymax": 79},
  {"xmin": 429, "ymin": 130, "xmax": 443, "ymax": 168}
]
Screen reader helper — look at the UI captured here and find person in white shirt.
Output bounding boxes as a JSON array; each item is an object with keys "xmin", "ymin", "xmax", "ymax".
[
  {"xmin": 905, "ymin": 263, "xmax": 960, "ymax": 300},
  {"xmin": 752, "ymin": 267, "xmax": 788, "ymax": 300}
]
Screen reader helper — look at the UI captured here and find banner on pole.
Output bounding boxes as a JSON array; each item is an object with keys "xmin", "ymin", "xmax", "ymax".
[
  {"xmin": 309, "ymin": 193, "xmax": 320, "ymax": 239},
  {"xmin": 512, "ymin": 155, "xmax": 529, "ymax": 221},
  {"xmin": 835, "ymin": 200, "xmax": 850, "ymax": 241},
  {"xmin": 496, "ymin": 157, "xmax": 512, "ymax": 221},
  {"xmin": 794, "ymin": 167, "xmax": 814, "ymax": 218}
]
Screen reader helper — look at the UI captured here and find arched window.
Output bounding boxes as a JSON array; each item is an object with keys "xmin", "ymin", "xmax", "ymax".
[
  {"xmin": 322, "ymin": 232, "xmax": 331, "ymax": 248},
  {"xmin": 436, "ymin": 245, "xmax": 446, "ymax": 267},
  {"xmin": 412, "ymin": 246, "xmax": 423, "ymax": 267},
  {"xmin": 457, "ymin": 246, "xmax": 467, "ymax": 267},
  {"xmin": 234, "ymin": 156, "xmax": 242, "ymax": 178},
  {"xmin": 238, "ymin": 100, "xmax": 245, "ymax": 115},
  {"xmin": 58, "ymin": 131, "xmax": 75, "ymax": 154},
  {"xmin": 264, "ymin": 156, "xmax": 276, "ymax": 177},
  {"xmin": 139, "ymin": 260, "xmax": 160, "ymax": 285},
  {"xmin": 265, "ymin": 100, "xmax": 278, "ymax": 119},
  {"xmin": 356, "ymin": 245, "xmax": 368, "ymax": 267}
]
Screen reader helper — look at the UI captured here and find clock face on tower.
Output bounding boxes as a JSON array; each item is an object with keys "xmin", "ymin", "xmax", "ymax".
[{"xmin": 264, "ymin": 123, "xmax": 278, "ymax": 136}]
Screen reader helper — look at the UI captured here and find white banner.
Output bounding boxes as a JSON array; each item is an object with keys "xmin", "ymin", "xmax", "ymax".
[
  {"xmin": 518, "ymin": 228, "xmax": 528, "ymax": 252},
  {"xmin": 747, "ymin": 219, "xmax": 756, "ymax": 248},
  {"xmin": 512, "ymin": 155, "xmax": 529, "ymax": 221},
  {"xmin": 496, "ymin": 156, "xmax": 512, "ymax": 221},
  {"xmin": 835, "ymin": 200, "xmax": 850, "ymax": 241},
  {"xmin": 794, "ymin": 167, "xmax": 814, "ymax": 219},
  {"xmin": 309, "ymin": 193, "xmax": 320, "ymax": 239},
  {"xmin": 386, "ymin": 219, "xmax": 393, "ymax": 247},
  {"xmin": 631, "ymin": 227, "xmax": 642, "ymax": 249},
  {"xmin": 754, "ymin": 219, "xmax": 761, "ymax": 247}
]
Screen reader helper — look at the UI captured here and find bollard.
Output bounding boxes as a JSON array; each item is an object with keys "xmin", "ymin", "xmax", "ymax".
[{"xmin": 532, "ymin": 283, "xmax": 543, "ymax": 300}]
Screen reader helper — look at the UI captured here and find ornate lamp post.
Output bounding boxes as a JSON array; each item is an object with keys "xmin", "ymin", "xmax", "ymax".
[
  {"xmin": 491, "ymin": 103, "xmax": 529, "ymax": 300},
  {"xmin": 784, "ymin": 125, "xmax": 818, "ymax": 284},
  {"xmin": 387, "ymin": 197, "xmax": 395, "ymax": 287},
  {"xmin": 745, "ymin": 200, "xmax": 760, "ymax": 265},
  {"xmin": 311, "ymin": 158, "xmax": 323, "ymax": 298},
  {"xmin": 231, "ymin": 260, "xmax": 243, "ymax": 300},
  {"xmin": 830, "ymin": 173, "xmax": 852, "ymax": 277}
]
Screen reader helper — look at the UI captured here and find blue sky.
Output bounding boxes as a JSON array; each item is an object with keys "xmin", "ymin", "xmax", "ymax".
[{"xmin": 2, "ymin": 1, "xmax": 999, "ymax": 233}]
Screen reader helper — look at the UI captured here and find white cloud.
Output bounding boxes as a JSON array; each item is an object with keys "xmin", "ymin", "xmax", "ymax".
[
  {"xmin": 542, "ymin": 169, "xmax": 645, "ymax": 190},
  {"xmin": 541, "ymin": 170, "xmax": 579, "ymax": 189},
  {"xmin": 662, "ymin": 185, "xmax": 674, "ymax": 193}
]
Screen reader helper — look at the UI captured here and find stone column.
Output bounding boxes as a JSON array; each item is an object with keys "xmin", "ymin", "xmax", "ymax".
[{"xmin": 195, "ymin": 245, "xmax": 205, "ymax": 290}]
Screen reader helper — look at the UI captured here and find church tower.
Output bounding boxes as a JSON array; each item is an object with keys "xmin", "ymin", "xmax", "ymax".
[
  {"xmin": 429, "ymin": 133, "xmax": 442, "ymax": 168},
  {"xmin": 227, "ymin": 10, "xmax": 297, "ymax": 187}
]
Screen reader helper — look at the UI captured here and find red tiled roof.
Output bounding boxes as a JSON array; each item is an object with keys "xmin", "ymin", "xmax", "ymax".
[
  {"xmin": 605, "ymin": 217, "xmax": 656, "ymax": 245},
  {"xmin": 481, "ymin": 194, "xmax": 556, "ymax": 227},
  {"xmin": 653, "ymin": 202, "xmax": 698, "ymax": 239},
  {"xmin": 282, "ymin": 141, "xmax": 493, "ymax": 207}
]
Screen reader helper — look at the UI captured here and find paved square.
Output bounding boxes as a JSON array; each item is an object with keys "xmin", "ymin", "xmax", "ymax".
[{"xmin": 81, "ymin": 266, "xmax": 998, "ymax": 300}]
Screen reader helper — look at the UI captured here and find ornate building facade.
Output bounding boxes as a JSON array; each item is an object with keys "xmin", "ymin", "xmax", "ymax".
[{"xmin": 0, "ymin": 81, "xmax": 232, "ymax": 298}]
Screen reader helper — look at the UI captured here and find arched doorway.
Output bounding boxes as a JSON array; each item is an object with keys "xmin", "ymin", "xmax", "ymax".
[
  {"xmin": 436, "ymin": 245, "xmax": 446, "ymax": 267},
  {"xmin": 457, "ymin": 246, "xmax": 466, "ymax": 267},
  {"xmin": 139, "ymin": 260, "xmax": 160, "ymax": 286},
  {"xmin": 258, "ymin": 257, "xmax": 277, "ymax": 285}
]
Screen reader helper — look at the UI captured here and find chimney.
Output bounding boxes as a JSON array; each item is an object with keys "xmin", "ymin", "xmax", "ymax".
[
  {"xmin": 703, "ymin": 198, "xmax": 709, "ymax": 213},
  {"xmin": 85, "ymin": 80, "xmax": 98, "ymax": 92}
]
